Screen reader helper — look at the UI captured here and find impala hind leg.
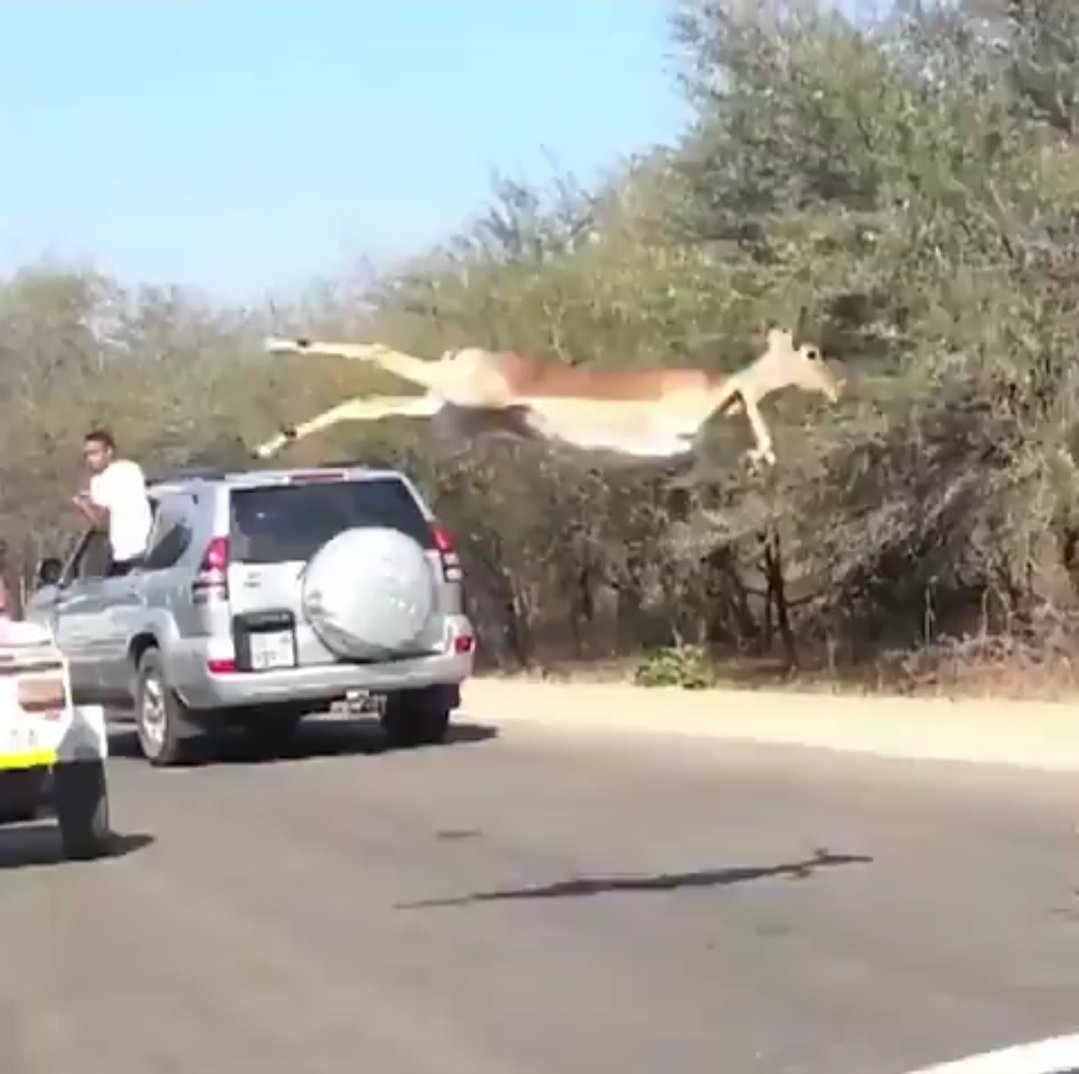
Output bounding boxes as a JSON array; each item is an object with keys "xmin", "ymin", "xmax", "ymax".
[
  {"xmin": 264, "ymin": 337, "xmax": 448, "ymax": 394},
  {"xmin": 252, "ymin": 394, "xmax": 441, "ymax": 458}
]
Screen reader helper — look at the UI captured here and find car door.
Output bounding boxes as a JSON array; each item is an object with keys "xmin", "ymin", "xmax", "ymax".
[
  {"xmin": 92, "ymin": 571, "xmax": 147, "ymax": 703},
  {"xmin": 50, "ymin": 528, "xmax": 113, "ymax": 702},
  {"xmin": 95, "ymin": 492, "xmax": 196, "ymax": 701},
  {"xmin": 90, "ymin": 494, "xmax": 160, "ymax": 701}
]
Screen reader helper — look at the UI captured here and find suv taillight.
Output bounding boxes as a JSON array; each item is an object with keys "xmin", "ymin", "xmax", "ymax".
[
  {"xmin": 192, "ymin": 536, "xmax": 230, "ymax": 602},
  {"xmin": 430, "ymin": 520, "xmax": 462, "ymax": 582}
]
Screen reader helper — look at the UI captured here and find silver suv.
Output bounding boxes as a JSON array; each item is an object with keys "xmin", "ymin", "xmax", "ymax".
[{"xmin": 25, "ymin": 464, "xmax": 476, "ymax": 766}]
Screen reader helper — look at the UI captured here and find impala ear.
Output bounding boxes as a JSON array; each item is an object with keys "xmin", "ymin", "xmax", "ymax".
[{"xmin": 792, "ymin": 305, "xmax": 809, "ymax": 349}]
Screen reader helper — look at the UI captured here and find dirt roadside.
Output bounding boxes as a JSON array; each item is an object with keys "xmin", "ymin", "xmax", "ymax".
[{"xmin": 461, "ymin": 678, "xmax": 1079, "ymax": 771}]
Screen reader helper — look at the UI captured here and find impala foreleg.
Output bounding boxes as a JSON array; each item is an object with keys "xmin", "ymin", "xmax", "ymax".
[
  {"xmin": 252, "ymin": 394, "xmax": 441, "ymax": 458},
  {"xmin": 740, "ymin": 397, "xmax": 777, "ymax": 467}
]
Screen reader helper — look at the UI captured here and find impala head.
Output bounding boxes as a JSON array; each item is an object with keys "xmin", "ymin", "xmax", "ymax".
[{"xmin": 758, "ymin": 326, "xmax": 842, "ymax": 403}]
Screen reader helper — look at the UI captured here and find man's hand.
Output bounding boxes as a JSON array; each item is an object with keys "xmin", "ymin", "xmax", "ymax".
[{"xmin": 72, "ymin": 491, "xmax": 105, "ymax": 527}]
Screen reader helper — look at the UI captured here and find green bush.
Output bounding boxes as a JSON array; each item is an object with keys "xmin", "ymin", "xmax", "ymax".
[{"xmin": 634, "ymin": 644, "xmax": 714, "ymax": 690}]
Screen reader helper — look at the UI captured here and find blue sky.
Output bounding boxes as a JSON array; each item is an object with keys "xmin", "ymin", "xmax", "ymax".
[{"xmin": 0, "ymin": 1, "xmax": 689, "ymax": 301}]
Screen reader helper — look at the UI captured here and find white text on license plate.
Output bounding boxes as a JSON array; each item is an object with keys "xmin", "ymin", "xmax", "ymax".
[{"xmin": 249, "ymin": 630, "xmax": 295, "ymax": 670}]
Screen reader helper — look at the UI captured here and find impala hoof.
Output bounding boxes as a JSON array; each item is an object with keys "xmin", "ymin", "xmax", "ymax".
[
  {"xmin": 251, "ymin": 425, "xmax": 297, "ymax": 460},
  {"xmin": 264, "ymin": 336, "xmax": 312, "ymax": 355},
  {"xmin": 744, "ymin": 446, "xmax": 776, "ymax": 469}
]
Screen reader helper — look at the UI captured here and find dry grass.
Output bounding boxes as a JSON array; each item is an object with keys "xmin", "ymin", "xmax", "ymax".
[
  {"xmin": 476, "ymin": 637, "xmax": 1079, "ymax": 703},
  {"xmin": 873, "ymin": 634, "xmax": 1079, "ymax": 702}
]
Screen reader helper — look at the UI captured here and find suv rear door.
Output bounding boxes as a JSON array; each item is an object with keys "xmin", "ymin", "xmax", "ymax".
[
  {"xmin": 225, "ymin": 474, "xmax": 449, "ymax": 667},
  {"xmin": 96, "ymin": 490, "xmax": 198, "ymax": 701}
]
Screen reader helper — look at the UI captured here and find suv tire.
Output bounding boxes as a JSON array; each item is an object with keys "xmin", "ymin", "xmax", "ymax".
[
  {"xmin": 380, "ymin": 686, "xmax": 453, "ymax": 748},
  {"xmin": 54, "ymin": 760, "xmax": 111, "ymax": 860},
  {"xmin": 135, "ymin": 648, "xmax": 198, "ymax": 767}
]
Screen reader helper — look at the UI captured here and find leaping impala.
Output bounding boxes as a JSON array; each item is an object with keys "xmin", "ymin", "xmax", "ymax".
[{"xmin": 252, "ymin": 326, "xmax": 843, "ymax": 465}]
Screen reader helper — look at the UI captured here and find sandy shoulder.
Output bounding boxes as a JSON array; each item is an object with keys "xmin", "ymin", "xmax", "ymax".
[{"xmin": 461, "ymin": 678, "xmax": 1079, "ymax": 771}]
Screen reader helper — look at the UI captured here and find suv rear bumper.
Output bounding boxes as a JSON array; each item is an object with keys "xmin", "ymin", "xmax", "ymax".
[{"xmin": 167, "ymin": 622, "xmax": 476, "ymax": 712}]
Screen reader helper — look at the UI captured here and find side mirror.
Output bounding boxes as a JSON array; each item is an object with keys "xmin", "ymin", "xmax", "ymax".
[{"xmin": 35, "ymin": 556, "xmax": 63, "ymax": 589}]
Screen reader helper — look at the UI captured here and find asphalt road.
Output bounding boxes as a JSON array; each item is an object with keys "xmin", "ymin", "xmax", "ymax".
[{"xmin": 2, "ymin": 713, "xmax": 1079, "ymax": 1074}]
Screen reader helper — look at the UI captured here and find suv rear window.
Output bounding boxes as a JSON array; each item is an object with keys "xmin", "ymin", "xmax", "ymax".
[{"xmin": 229, "ymin": 477, "xmax": 433, "ymax": 564}]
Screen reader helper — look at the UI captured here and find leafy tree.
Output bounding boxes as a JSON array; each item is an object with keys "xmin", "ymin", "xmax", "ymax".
[{"xmin": 8, "ymin": 0, "xmax": 1079, "ymax": 690}]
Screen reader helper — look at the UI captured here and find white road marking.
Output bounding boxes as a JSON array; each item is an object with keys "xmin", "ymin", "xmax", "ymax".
[{"xmin": 901, "ymin": 1034, "xmax": 1079, "ymax": 1074}]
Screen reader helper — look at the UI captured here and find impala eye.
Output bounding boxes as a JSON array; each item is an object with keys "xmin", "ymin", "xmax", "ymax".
[{"xmin": 805, "ymin": 347, "xmax": 820, "ymax": 360}]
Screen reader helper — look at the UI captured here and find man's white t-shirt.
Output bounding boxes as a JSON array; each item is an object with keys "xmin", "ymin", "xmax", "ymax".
[{"xmin": 89, "ymin": 459, "xmax": 153, "ymax": 563}]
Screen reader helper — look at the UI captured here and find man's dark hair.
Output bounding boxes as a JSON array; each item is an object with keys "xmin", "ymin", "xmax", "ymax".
[{"xmin": 84, "ymin": 428, "xmax": 116, "ymax": 452}]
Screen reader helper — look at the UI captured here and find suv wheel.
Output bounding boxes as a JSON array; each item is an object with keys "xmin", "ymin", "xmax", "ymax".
[
  {"xmin": 135, "ymin": 649, "xmax": 198, "ymax": 767},
  {"xmin": 380, "ymin": 686, "xmax": 453, "ymax": 748}
]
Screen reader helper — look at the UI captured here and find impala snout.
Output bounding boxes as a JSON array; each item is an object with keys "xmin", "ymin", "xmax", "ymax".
[
  {"xmin": 824, "ymin": 359, "xmax": 848, "ymax": 403},
  {"xmin": 798, "ymin": 344, "xmax": 842, "ymax": 403},
  {"xmin": 264, "ymin": 336, "xmax": 306, "ymax": 355},
  {"xmin": 821, "ymin": 368, "xmax": 843, "ymax": 403}
]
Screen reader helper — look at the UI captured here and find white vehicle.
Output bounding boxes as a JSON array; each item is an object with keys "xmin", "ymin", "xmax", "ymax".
[{"xmin": 0, "ymin": 616, "xmax": 111, "ymax": 859}]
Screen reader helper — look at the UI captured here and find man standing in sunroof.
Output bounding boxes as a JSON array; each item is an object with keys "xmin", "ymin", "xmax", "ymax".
[{"xmin": 73, "ymin": 429, "xmax": 153, "ymax": 577}]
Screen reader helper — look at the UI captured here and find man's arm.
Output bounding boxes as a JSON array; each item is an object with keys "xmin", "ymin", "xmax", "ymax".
[{"xmin": 73, "ymin": 490, "xmax": 108, "ymax": 530}]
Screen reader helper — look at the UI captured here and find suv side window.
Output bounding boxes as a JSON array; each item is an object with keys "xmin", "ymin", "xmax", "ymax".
[{"xmin": 143, "ymin": 493, "xmax": 196, "ymax": 572}]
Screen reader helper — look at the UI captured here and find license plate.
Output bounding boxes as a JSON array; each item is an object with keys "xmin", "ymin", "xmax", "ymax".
[{"xmin": 248, "ymin": 630, "xmax": 295, "ymax": 670}]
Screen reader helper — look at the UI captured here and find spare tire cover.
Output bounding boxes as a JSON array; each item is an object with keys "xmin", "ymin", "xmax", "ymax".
[{"xmin": 301, "ymin": 526, "xmax": 435, "ymax": 659}]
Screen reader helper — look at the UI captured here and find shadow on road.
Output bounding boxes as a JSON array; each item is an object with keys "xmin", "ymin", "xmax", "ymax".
[
  {"xmin": 397, "ymin": 848, "xmax": 873, "ymax": 909},
  {"xmin": 0, "ymin": 827, "xmax": 154, "ymax": 871},
  {"xmin": 108, "ymin": 715, "xmax": 498, "ymax": 766}
]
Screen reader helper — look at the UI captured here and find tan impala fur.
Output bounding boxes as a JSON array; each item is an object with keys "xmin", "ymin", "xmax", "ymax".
[{"xmin": 254, "ymin": 328, "xmax": 842, "ymax": 464}]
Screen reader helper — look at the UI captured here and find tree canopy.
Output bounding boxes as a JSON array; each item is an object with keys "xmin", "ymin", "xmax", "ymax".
[{"xmin": 6, "ymin": 0, "xmax": 1079, "ymax": 692}]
